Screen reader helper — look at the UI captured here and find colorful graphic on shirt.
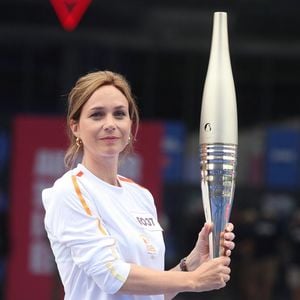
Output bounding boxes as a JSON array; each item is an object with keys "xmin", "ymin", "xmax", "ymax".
[{"xmin": 139, "ymin": 234, "xmax": 157, "ymax": 256}]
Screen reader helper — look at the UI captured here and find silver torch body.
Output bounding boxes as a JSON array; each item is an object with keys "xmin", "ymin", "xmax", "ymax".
[{"xmin": 200, "ymin": 12, "xmax": 238, "ymax": 258}]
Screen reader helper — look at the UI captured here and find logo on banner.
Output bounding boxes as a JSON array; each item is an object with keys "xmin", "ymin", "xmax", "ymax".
[{"xmin": 50, "ymin": 0, "xmax": 92, "ymax": 31}]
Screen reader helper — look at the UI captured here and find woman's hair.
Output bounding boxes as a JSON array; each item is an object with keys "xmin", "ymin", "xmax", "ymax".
[{"xmin": 64, "ymin": 70, "xmax": 139, "ymax": 168}]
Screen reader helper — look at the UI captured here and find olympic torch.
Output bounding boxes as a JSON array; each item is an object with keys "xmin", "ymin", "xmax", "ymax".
[{"xmin": 200, "ymin": 12, "xmax": 238, "ymax": 258}]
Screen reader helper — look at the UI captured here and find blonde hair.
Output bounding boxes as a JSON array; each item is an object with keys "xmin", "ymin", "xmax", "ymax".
[{"xmin": 64, "ymin": 70, "xmax": 139, "ymax": 168}]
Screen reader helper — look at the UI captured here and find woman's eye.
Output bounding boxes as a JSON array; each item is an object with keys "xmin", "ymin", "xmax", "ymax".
[
  {"xmin": 90, "ymin": 112, "xmax": 104, "ymax": 118},
  {"xmin": 114, "ymin": 111, "xmax": 127, "ymax": 118}
]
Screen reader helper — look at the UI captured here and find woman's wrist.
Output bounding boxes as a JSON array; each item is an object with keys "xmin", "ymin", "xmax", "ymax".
[{"xmin": 183, "ymin": 250, "xmax": 203, "ymax": 272}]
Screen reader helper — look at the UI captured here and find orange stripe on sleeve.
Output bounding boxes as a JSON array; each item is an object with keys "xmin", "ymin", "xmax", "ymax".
[
  {"xmin": 118, "ymin": 176, "xmax": 134, "ymax": 183},
  {"xmin": 71, "ymin": 173, "xmax": 126, "ymax": 281},
  {"xmin": 118, "ymin": 176, "xmax": 146, "ymax": 189},
  {"xmin": 97, "ymin": 219, "xmax": 108, "ymax": 236},
  {"xmin": 76, "ymin": 171, "xmax": 84, "ymax": 177},
  {"xmin": 72, "ymin": 175, "xmax": 92, "ymax": 216},
  {"xmin": 71, "ymin": 175, "xmax": 107, "ymax": 236}
]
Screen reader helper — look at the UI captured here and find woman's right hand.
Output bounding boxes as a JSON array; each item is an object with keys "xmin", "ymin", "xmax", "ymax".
[{"xmin": 189, "ymin": 256, "xmax": 231, "ymax": 292}]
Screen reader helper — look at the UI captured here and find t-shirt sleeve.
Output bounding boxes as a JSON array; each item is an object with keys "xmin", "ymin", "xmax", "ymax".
[{"xmin": 43, "ymin": 176, "xmax": 131, "ymax": 294}]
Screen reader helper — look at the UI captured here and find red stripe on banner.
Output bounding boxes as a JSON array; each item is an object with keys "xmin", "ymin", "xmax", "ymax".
[
  {"xmin": 134, "ymin": 122, "xmax": 164, "ymax": 215},
  {"xmin": 6, "ymin": 115, "xmax": 67, "ymax": 300}
]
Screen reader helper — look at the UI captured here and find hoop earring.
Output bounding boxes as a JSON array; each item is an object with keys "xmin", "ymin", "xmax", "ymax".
[{"xmin": 76, "ymin": 137, "xmax": 82, "ymax": 148}]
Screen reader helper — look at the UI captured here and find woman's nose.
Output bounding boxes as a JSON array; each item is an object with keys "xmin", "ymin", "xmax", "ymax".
[{"xmin": 103, "ymin": 115, "xmax": 116, "ymax": 131}]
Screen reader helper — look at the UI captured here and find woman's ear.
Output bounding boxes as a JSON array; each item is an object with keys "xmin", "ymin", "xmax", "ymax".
[{"xmin": 70, "ymin": 119, "xmax": 79, "ymax": 137}]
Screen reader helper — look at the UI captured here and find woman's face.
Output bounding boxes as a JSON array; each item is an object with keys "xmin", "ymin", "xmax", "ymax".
[{"xmin": 71, "ymin": 85, "xmax": 132, "ymax": 161}]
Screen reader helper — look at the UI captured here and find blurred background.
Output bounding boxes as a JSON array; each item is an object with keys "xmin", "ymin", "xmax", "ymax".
[{"xmin": 1, "ymin": 0, "xmax": 300, "ymax": 299}]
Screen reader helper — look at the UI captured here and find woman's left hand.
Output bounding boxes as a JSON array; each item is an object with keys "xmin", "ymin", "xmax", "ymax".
[{"xmin": 184, "ymin": 222, "xmax": 235, "ymax": 271}]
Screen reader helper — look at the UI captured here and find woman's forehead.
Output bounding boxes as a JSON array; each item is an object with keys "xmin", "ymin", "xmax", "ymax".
[{"xmin": 85, "ymin": 85, "xmax": 129, "ymax": 109}]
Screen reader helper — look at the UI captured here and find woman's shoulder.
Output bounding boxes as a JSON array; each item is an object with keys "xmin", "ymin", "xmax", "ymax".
[
  {"xmin": 42, "ymin": 168, "xmax": 81, "ymax": 204},
  {"xmin": 51, "ymin": 169, "xmax": 77, "ymax": 191},
  {"xmin": 118, "ymin": 175, "xmax": 154, "ymax": 200},
  {"xmin": 118, "ymin": 175, "xmax": 147, "ymax": 190}
]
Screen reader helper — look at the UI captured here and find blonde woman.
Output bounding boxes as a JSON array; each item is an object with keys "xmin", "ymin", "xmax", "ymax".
[{"xmin": 42, "ymin": 71, "xmax": 235, "ymax": 300}]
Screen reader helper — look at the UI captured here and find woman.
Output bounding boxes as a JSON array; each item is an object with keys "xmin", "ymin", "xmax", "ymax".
[{"xmin": 42, "ymin": 70, "xmax": 235, "ymax": 300}]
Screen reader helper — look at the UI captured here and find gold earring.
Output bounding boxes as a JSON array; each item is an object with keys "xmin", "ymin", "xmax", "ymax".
[
  {"xmin": 76, "ymin": 137, "xmax": 82, "ymax": 148},
  {"xmin": 128, "ymin": 135, "xmax": 131, "ymax": 144}
]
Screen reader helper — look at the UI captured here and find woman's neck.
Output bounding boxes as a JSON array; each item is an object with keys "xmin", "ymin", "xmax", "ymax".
[{"xmin": 81, "ymin": 156, "xmax": 120, "ymax": 186}]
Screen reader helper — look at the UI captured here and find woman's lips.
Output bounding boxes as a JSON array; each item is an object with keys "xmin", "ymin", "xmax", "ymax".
[{"xmin": 100, "ymin": 136, "xmax": 119, "ymax": 141}]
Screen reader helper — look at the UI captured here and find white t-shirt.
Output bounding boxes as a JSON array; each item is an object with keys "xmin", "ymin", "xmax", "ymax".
[{"xmin": 42, "ymin": 163, "xmax": 165, "ymax": 300}]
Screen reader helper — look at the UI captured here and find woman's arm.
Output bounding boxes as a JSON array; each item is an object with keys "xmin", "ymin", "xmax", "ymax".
[
  {"xmin": 120, "ymin": 256, "xmax": 231, "ymax": 295},
  {"xmin": 163, "ymin": 263, "xmax": 182, "ymax": 300}
]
